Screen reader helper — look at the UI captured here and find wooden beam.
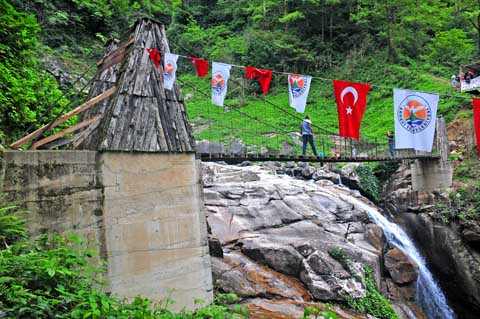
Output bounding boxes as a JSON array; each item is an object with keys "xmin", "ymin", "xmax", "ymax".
[
  {"xmin": 10, "ymin": 86, "xmax": 116, "ymax": 149},
  {"xmin": 31, "ymin": 116, "xmax": 101, "ymax": 149},
  {"xmin": 96, "ymin": 36, "xmax": 134, "ymax": 69}
]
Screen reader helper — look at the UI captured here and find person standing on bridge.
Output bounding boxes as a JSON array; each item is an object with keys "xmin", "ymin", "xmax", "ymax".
[
  {"xmin": 301, "ymin": 115, "xmax": 318, "ymax": 156},
  {"xmin": 387, "ymin": 131, "xmax": 395, "ymax": 157}
]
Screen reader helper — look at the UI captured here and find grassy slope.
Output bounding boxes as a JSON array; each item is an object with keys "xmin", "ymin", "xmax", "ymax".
[{"xmin": 182, "ymin": 51, "xmax": 470, "ymax": 154}]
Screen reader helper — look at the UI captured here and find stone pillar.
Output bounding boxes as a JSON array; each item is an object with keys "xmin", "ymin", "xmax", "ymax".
[
  {"xmin": 0, "ymin": 150, "xmax": 213, "ymax": 310},
  {"xmin": 100, "ymin": 152, "xmax": 212, "ymax": 309},
  {"xmin": 411, "ymin": 117, "xmax": 453, "ymax": 191}
]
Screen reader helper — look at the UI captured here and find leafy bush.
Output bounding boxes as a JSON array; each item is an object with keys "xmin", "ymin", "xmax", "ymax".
[
  {"xmin": 373, "ymin": 162, "xmax": 400, "ymax": 186},
  {"xmin": 345, "ymin": 267, "xmax": 399, "ymax": 319},
  {"xmin": 355, "ymin": 165, "xmax": 380, "ymax": 202},
  {"xmin": 0, "ymin": 0, "xmax": 70, "ymax": 144},
  {"xmin": 0, "ymin": 229, "xmax": 247, "ymax": 318},
  {"xmin": 438, "ymin": 186, "xmax": 480, "ymax": 224}
]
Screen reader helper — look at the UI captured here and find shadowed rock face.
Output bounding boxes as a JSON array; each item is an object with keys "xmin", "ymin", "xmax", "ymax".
[{"xmin": 203, "ymin": 162, "xmax": 423, "ymax": 319}]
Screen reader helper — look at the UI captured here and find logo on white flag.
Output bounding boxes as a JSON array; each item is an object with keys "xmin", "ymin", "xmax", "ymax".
[
  {"xmin": 288, "ymin": 74, "xmax": 312, "ymax": 113},
  {"xmin": 394, "ymin": 89, "xmax": 438, "ymax": 152},
  {"xmin": 397, "ymin": 95, "xmax": 433, "ymax": 133},
  {"xmin": 211, "ymin": 62, "xmax": 231, "ymax": 107},
  {"xmin": 212, "ymin": 72, "xmax": 227, "ymax": 95},
  {"xmin": 163, "ymin": 53, "xmax": 178, "ymax": 90}
]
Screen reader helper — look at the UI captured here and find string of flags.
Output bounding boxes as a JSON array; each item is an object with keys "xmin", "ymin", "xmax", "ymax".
[{"xmin": 146, "ymin": 48, "xmax": 480, "ymax": 155}]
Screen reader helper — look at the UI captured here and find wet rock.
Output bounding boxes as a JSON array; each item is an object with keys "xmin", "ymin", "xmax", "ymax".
[
  {"xmin": 285, "ymin": 161, "xmax": 296, "ymax": 168},
  {"xmin": 297, "ymin": 162, "xmax": 308, "ymax": 168},
  {"xmin": 312, "ymin": 169, "xmax": 341, "ymax": 184},
  {"xmin": 208, "ymin": 236, "xmax": 223, "ymax": 258},
  {"xmin": 240, "ymin": 238, "xmax": 304, "ymax": 276},
  {"xmin": 301, "ymin": 166, "xmax": 315, "ymax": 179},
  {"xmin": 300, "ymin": 258, "xmax": 366, "ymax": 301},
  {"xmin": 340, "ymin": 163, "xmax": 361, "ymax": 190},
  {"xmin": 384, "ymin": 247, "xmax": 418, "ymax": 285},
  {"xmin": 365, "ymin": 224, "xmax": 386, "ymax": 252},
  {"xmin": 305, "ymin": 251, "xmax": 351, "ymax": 279},
  {"xmin": 239, "ymin": 161, "xmax": 252, "ymax": 167},
  {"xmin": 462, "ymin": 225, "xmax": 480, "ymax": 243}
]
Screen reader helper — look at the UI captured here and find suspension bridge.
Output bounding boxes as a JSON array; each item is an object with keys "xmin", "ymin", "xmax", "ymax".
[{"xmin": 9, "ymin": 18, "xmax": 441, "ymax": 164}]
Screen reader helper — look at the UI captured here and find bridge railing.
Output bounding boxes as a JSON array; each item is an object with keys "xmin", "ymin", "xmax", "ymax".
[{"xmin": 195, "ymin": 130, "xmax": 439, "ymax": 160}]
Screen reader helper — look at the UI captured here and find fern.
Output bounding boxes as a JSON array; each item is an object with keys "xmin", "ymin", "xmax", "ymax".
[{"xmin": 0, "ymin": 196, "xmax": 28, "ymax": 248}]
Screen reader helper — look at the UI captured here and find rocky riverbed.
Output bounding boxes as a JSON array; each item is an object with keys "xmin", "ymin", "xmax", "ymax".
[{"xmin": 202, "ymin": 162, "xmax": 426, "ymax": 319}]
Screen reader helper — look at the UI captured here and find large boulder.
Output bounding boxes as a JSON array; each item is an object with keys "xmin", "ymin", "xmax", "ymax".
[
  {"xmin": 384, "ymin": 247, "xmax": 418, "ymax": 285},
  {"xmin": 240, "ymin": 238, "xmax": 304, "ymax": 276}
]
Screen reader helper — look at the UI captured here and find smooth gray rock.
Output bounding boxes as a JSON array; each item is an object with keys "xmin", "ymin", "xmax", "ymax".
[{"xmin": 240, "ymin": 238, "xmax": 304, "ymax": 276}]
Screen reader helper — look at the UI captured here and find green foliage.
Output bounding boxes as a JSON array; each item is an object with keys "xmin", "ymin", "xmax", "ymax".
[
  {"xmin": 302, "ymin": 304, "xmax": 338, "ymax": 319},
  {"xmin": 437, "ymin": 186, "xmax": 480, "ymax": 224},
  {"xmin": 0, "ymin": 0, "xmax": 69, "ymax": 144},
  {"xmin": 424, "ymin": 29, "xmax": 475, "ymax": 68},
  {"xmin": 345, "ymin": 267, "xmax": 399, "ymax": 319},
  {"xmin": 355, "ymin": 165, "xmax": 380, "ymax": 202},
  {"xmin": 0, "ymin": 196, "xmax": 28, "ymax": 248},
  {"xmin": 373, "ymin": 162, "xmax": 400, "ymax": 186}
]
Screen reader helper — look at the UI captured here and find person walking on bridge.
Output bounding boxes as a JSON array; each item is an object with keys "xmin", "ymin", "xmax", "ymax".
[
  {"xmin": 387, "ymin": 131, "xmax": 395, "ymax": 157},
  {"xmin": 301, "ymin": 115, "xmax": 318, "ymax": 156}
]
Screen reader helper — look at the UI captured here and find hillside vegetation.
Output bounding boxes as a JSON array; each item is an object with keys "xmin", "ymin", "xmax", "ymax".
[{"xmin": 1, "ymin": 0, "xmax": 479, "ymax": 147}]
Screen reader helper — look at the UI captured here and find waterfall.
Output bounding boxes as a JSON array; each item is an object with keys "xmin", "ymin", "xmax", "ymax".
[{"xmin": 348, "ymin": 197, "xmax": 455, "ymax": 319}]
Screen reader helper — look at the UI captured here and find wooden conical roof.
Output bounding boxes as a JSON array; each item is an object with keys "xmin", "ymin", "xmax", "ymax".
[{"xmin": 76, "ymin": 18, "xmax": 195, "ymax": 152}]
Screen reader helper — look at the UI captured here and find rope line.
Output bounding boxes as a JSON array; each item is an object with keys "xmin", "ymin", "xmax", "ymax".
[{"xmin": 171, "ymin": 52, "xmax": 471, "ymax": 101}]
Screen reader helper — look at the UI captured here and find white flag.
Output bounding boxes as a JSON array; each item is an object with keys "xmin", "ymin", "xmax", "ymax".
[
  {"xmin": 211, "ymin": 62, "xmax": 231, "ymax": 107},
  {"xmin": 163, "ymin": 53, "xmax": 178, "ymax": 90},
  {"xmin": 288, "ymin": 74, "xmax": 312, "ymax": 113},
  {"xmin": 394, "ymin": 88, "xmax": 438, "ymax": 152}
]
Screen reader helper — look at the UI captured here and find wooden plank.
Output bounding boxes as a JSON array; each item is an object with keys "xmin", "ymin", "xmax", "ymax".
[
  {"xmin": 10, "ymin": 86, "xmax": 116, "ymax": 148},
  {"xmin": 96, "ymin": 36, "xmax": 134, "ymax": 67},
  {"xmin": 98, "ymin": 47, "xmax": 126, "ymax": 73},
  {"xmin": 32, "ymin": 116, "xmax": 101, "ymax": 149},
  {"xmin": 44, "ymin": 136, "xmax": 79, "ymax": 150}
]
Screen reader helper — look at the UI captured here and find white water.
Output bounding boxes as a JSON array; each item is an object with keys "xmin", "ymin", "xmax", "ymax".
[{"xmin": 348, "ymin": 197, "xmax": 455, "ymax": 319}]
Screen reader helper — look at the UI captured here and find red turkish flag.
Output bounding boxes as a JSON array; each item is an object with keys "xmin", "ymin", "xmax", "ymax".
[
  {"xmin": 245, "ymin": 66, "xmax": 273, "ymax": 94},
  {"xmin": 146, "ymin": 48, "xmax": 161, "ymax": 69},
  {"xmin": 473, "ymin": 98, "xmax": 480, "ymax": 155},
  {"xmin": 333, "ymin": 80, "xmax": 371, "ymax": 140}
]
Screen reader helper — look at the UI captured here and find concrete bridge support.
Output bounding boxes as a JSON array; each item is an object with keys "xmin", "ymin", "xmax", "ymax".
[
  {"xmin": 0, "ymin": 150, "xmax": 213, "ymax": 310},
  {"xmin": 411, "ymin": 117, "xmax": 453, "ymax": 191}
]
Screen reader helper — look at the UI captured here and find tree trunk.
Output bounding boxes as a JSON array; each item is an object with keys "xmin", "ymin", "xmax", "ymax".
[{"xmin": 386, "ymin": 4, "xmax": 397, "ymax": 62}]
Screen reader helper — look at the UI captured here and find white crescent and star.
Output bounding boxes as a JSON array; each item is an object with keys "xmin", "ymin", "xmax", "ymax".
[{"xmin": 340, "ymin": 86, "xmax": 358, "ymax": 115}]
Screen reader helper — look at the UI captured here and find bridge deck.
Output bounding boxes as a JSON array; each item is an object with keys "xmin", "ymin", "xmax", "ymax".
[{"xmin": 199, "ymin": 153, "xmax": 440, "ymax": 164}]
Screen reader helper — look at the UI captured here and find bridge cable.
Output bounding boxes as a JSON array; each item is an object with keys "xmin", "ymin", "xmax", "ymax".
[{"xmin": 177, "ymin": 77, "xmax": 301, "ymax": 153}]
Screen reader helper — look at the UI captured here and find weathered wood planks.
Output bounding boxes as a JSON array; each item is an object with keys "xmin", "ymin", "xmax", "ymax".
[
  {"xmin": 10, "ymin": 86, "xmax": 116, "ymax": 149},
  {"xmin": 31, "ymin": 116, "xmax": 100, "ymax": 149}
]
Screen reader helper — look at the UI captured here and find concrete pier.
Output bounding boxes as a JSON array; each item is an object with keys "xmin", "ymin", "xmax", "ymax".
[{"xmin": 0, "ymin": 150, "xmax": 213, "ymax": 310}]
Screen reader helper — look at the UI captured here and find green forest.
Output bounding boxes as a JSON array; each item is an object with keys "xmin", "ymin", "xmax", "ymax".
[{"xmin": 1, "ymin": 0, "xmax": 480, "ymax": 148}]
